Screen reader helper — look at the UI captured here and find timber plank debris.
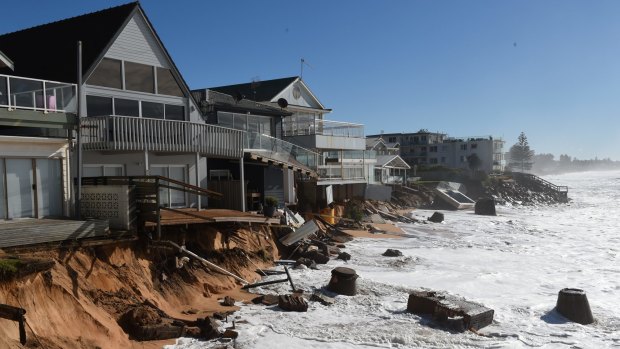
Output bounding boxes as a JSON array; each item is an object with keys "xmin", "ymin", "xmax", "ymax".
[
  {"xmin": 0, "ymin": 304, "xmax": 27, "ymax": 344},
  {"xmin": 407, "ymin": 290, "xmax": 494, "ymax": 332}
]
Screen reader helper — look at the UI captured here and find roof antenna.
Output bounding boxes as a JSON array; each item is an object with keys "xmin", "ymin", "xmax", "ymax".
[{"xmin": 300, "ymin": 58, "xmax": 312, "ymax": 80}]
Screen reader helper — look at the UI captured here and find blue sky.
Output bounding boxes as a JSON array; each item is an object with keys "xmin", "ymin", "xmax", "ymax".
[{"xmin": 3, "ymin": 1, "xmax": 620, "ymax": 160}]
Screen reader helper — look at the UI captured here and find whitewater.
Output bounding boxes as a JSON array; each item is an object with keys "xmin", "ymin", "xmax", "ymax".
[{"xmin": 168, "ymin": 170, "xmax": 620, "ymax": 348}]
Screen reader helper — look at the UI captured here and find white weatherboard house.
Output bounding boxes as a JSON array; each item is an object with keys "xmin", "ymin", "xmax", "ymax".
[
  {"xmin": 0, "ymin": 2, "xmax": 244, "ymax": 218},
  {"xmin": 0, "ymin": 50, "xmax": 77, "ymax": 220}
]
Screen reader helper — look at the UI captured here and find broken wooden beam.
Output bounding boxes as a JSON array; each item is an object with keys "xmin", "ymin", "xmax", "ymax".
[{"xmin": 0, "ymin": 304, "xmax": 27, "ymax": 344}]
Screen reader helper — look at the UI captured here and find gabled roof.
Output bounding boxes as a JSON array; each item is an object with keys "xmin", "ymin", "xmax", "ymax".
[
  {"xmin": 376, "ymin": 155, "xmax": 411, "ymax": 169},
  {"xmin": 385, "ymin": 142, "xmax": 400, "ymax": 148},
  {"xmin": 208, "ymin": 77, "xmax": 299, "ymax": 103},
  {"xmin": 0, "ymin": 50, "xmax": 13, "ymax": 70},
  {"xmin": 0, "ymin": 2, "xmax": 138, "ymax": 83},
  {"xmin": 195, "ymin": 89, "xmax": 292, "ymax": 117},
  {"xmin": 366, "ymin": 137, "xmax": 386, "ymax": 150}
]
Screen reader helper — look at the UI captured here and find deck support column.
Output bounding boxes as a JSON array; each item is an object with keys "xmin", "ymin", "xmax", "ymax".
[
  {"xmin": 195, "ymin": 152, "xmax": 201, "ymax": 210},
  {"xmin": 240, "ymin": 156, "xmax": 246, "ymax": 212},
  {"xmin": 143, "ymin": 149, "xmax": 149, "ymax": 175}
]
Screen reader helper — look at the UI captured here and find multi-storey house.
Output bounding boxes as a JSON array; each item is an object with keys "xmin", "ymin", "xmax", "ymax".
[{"xmin": 0, "ymin": 3, "xmax": 245, "ymax": 216}]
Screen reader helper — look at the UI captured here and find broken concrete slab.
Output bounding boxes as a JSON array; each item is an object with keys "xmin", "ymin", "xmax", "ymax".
[
  {"xmin": 407, "ymin": 290, "xmax": 494, "ymax": 331},
  {"xmin": 279, "ymin": 220, "xmax": 320, "ymax": 246},
  {"xmin": 428, "ymin": 212, "xmax": 444, "ymax": 223}
]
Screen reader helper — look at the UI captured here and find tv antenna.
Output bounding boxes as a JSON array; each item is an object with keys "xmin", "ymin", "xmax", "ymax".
[{"xmin": 300, "ymin": 58, "xmax": 313, "ymax": 79}]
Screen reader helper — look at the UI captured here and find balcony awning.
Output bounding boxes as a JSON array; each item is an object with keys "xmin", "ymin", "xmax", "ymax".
[
  {"xmin": 0, "ymin": 50, "xmax": 14, "ymax": 70},
  {"xmin": 246, "ymin": 149, "xmax": 318, "ymax": 177}
]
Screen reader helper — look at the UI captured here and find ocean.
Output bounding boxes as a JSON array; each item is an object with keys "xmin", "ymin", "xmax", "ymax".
[{"xmin": 168, "ymin": 170, "xmax": 620, "ymax": 348}]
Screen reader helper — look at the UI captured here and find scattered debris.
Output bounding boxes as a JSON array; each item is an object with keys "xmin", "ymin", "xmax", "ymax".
[
  {"xmin": 428, "ymin": 212, "xmax": 444, "ymax": 223},
  {"xmin": 310, "ymin": 290, "xmax": 335, "ymax": 306},
  {"xmin": 195, "ymin": 316, "xmax": 221, "ymax": 340},
  {"xmin": 556, "ymin": 288, "xmax": 594, "ymax": 325},
  {"xmin": 221, "ymin": 296, "xmax": 236, "ymax": 307},
  {"xmin": 475, "ymin": 198, "xmax": 496, "ymax": 216},
  {"xmin": 279, "ymin": 220, "xmax": 320, "ymax": 246},
  {"xmin": 302, "ymin": 250, "xmax": 329, "ymax": 264},
  {"xmin": 278, "ymin": 294, "xmax": 308, "ymax": 312},
  {"xmin": 118, "ymin": 304, "xmax": 185, "ymax": 341},
  {"xmin": 407, "ymin": 290, "xmax": 494, "ymax": 332},
  {"xmin": 337, "ymin": 252, "xmax": 351, "ymax": 261},
  {"xmin": 0, "ymin": 304, "xmax": 27, "ymax": 344},
  {"xmin": 382, "ymin": 249, "xmax": 403, "ymax": 257},
  {"xmin": 327, "ymin": 267, "xmax": 358, "ymax": 296},
  {"xmin": 251, "ymin": 294, "xmax": 280, "ymax": 306}
]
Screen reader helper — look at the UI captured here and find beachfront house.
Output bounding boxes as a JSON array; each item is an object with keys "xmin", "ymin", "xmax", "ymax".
[
  {"xmin": 191, "ymin": 88, "xmax": 319, "ymax": 209},
  {"xmin": 365, "ymin": 138, "xmax": 411, "ymax": 184},
  {"xmin": 207, "ymin": 77, "xmax": 374, "ymax": 209},
  {"xmin": 0, "ymin": 50, "xmax": 77, "ymax": 220},
  {"xmin": 0, "ymin": 2, "xmax": 245, "ymax": 220}
]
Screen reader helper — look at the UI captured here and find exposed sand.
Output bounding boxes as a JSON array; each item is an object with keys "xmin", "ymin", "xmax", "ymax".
[{"xmin": 0, "ymin": 223, "xmax": 279, "ymax": 349}]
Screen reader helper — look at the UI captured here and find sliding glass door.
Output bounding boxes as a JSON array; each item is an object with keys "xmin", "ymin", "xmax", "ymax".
[
  {"xmin": 150, "ymin": 165, "xmax": 187, "ymax": 208},
  {"xmin": 6, "ymin": 159, "xmax": 35, "ymax": 219},
  {"xmin": 1, "ymin": 158, "xmax": 64, "ymax": 219},
  {"xmin": 36, "ymin": 159, "xmax": 63, "ymax": 217}
]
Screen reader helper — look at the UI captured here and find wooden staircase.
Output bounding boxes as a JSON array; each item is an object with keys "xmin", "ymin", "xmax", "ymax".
[{"xmin": 510, "ymin": 172, "xmax": 568, "ymax": 202}]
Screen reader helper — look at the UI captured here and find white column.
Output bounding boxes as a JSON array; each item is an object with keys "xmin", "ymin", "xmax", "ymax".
[
  {"xmin": 239, "ymin": 157, "xmax": 246, "ymax": 212},
  {"xmin": 195, "ymin": 152, "xmax": 201, "ymax": 210}
]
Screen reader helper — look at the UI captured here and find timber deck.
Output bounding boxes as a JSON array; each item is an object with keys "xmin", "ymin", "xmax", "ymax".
[
  {"xmin": 0, "ymin": 219, "xmax": 110, "ymax": 249},
  {"xmin": 145, "ymin": 208, "xmax": 280, "ymax": 227}
]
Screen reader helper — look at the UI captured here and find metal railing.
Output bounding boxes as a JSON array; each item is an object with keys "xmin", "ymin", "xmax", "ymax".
[
  {"xmin": 282, "ymin": 118, "xmax": 364, "ymax": 138},
  {"xmin": 245, "ymin": 132, "xmax": 319, "ymax": 169},
  {"xmin": 511, "ymin": 172, "xmax": 568, "ymax": 193},
  {"xmin": 81, "ymin": 115, "xmax": 244, "ymax": 158},
  {"xmin": 0, "ymin": 74, "xmax": 77, "ymax": 113}
]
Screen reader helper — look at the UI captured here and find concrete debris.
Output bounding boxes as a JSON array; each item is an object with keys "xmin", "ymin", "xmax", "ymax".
[
  {"xmin": 337, "ymin": 252, "xmax": 351, "ymax": 261},
  {"xmin": 310, "ymin": 291, "xmax": 335, "ymax": 306},
  {"xmin": 382, "ymin": 249, "xmax": 403, "ymax": 257},
  {"xmin": 220, "ymin": 296, "xmax": 236, "ymax": 307},
  {"xmin": 278, "ymin": 294, "xmax": 308, "ymax": 312},
  {"xmin": 407, "ymin": 290, "xmax": 494, "ymax": 332},
  {"xmin": 475, "ymin": 198, "xmax": 496, "ymax": 216},
  {"xmin": 428, "ymin": 212, "xmax": 444, "ymax": 223}
]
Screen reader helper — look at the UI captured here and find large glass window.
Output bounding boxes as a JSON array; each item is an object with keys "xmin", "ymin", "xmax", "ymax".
[
  {"xmin": 87, "ymin": 58, "xmax": 122, "ymax": 89},
  {"xmin": 157, "ymin": 67, "xmax": 183, "ymax": 97},
  {"xmin": 142, "ymin": 101, "xmax": 164, "ymax": 119},
  {"xmin": 115, "ymin": 98, "xmax": 139, "ymax": 117},
  {"xmin": 86, "ymin": 95, "xmax": 113, "ymax": 116},
  {"xmin": 125, "ymin": 62, "xmax": 154, "ymax": 93},
  {"xmin": 165, "ymin": 104, "xmax": 184, "ymax": 121}
]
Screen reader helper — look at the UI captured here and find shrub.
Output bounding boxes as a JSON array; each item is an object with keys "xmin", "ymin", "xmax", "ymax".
[
  {"xmin": 265, "ymin": 196, "xmax": 278, "ymax": 207},
  {"xmin": 0, "ymin": 259, "xmax": 23, "ymax": 281}
]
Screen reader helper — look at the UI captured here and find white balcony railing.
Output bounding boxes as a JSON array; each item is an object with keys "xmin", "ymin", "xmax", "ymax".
[
  {"xmin": 0, "ymin": 74, "xmax": 77, "ymax": 113},
  {"xmin": 81, "ymin": 115, "xmax": 244, "ymax": 158},
  {"xmin": 282, "ymin": 118, "xmax": 364, "ymax": 138},
  {"xmin": 246, "ymin": 132, "xmax": 319, "ymax": 170},
  {"xmin": 317, "ymin": 164, "xmax": 366, "ymax": 181}
]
